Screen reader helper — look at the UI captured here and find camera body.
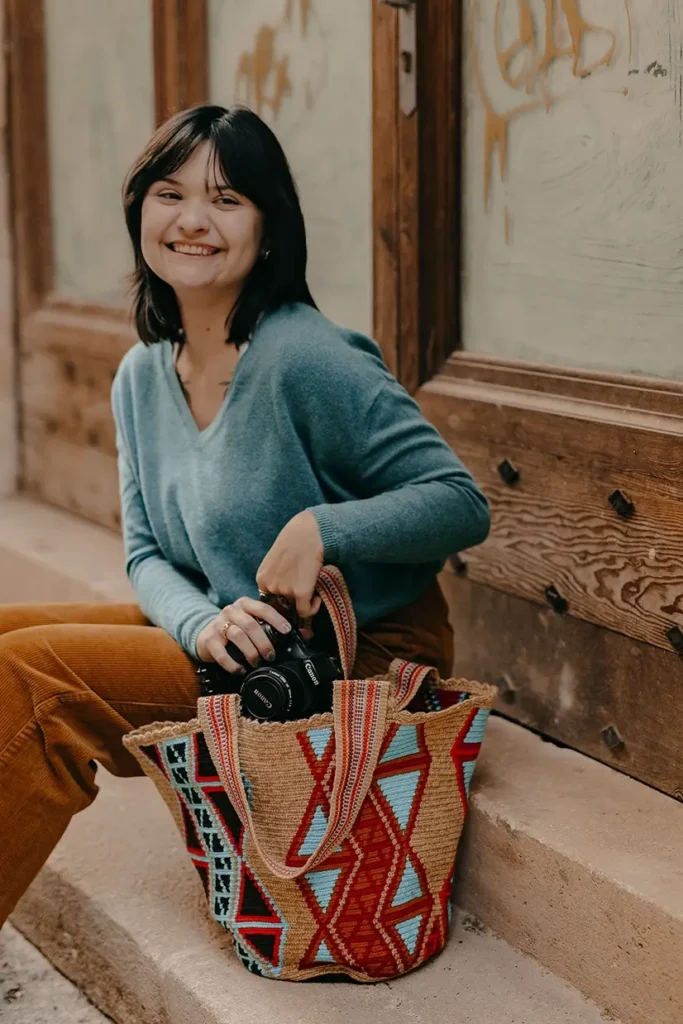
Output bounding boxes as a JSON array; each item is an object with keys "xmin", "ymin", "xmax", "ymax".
[{"xmin": 196, "ymin": 617, "xmax": 341, "ymax": 723}]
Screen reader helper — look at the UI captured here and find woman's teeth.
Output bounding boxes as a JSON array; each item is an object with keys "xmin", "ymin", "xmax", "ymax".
[{"xmin": 169, "ymin": 243, "xmax": 219, "ymax": 256}]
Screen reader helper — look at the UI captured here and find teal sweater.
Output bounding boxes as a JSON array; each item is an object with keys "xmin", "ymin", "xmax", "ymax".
[{"xmin": 111, "ymin": 303, "xmax": 490, "ymax": 658}]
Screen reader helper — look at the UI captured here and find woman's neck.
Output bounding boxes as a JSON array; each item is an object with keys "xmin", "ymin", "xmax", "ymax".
[{"xmin": 176, "ymin": 289, "xmax": 241, "ymax": 368}]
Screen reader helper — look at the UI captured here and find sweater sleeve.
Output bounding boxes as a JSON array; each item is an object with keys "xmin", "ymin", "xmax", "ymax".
[
  {"xmin": 305, "ymin": 346, "xmax": 490, "ymax": 565},
  {"xmin": 112, "ymin": 376, "xmax": 219, "ymax": 658}
]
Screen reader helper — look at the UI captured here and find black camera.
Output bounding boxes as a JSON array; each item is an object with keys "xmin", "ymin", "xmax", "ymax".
[{"xmin": 196, "ymin": 614, "xmax": 341, "ymax": 723}]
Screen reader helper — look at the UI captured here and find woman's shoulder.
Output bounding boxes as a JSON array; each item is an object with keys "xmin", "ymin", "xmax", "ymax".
[
  {"xmin": 112, "ymin": 341, "xmax": 165, "ymax": 393},
  {"xmin": 111, "ymin": 341, "xmax": 167, "ymax": 422},
  {"xmin": 258, "ymin": 302, "xmax": 387, "ymax": 374}
]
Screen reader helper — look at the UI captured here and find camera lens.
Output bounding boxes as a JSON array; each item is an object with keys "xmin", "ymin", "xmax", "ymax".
[{"xmin": 240, "ymin": 666, "xmax": 307, "ymax": 722}]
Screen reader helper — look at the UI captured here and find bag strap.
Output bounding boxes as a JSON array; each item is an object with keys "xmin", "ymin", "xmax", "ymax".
[
  {"xmin": 387, "ymin": 658, "xmax": 439, "ymax": 709},
  {"xmin": 314, "ymin": 567, "xmax": 439, "ymax": 709},
  {"xmin": 199, "ymin": 678, "xmax": 391, "ymax": 880},
  {"xmin": 314, "ymin": 565, "xmax": 357, "ymax": 678}
]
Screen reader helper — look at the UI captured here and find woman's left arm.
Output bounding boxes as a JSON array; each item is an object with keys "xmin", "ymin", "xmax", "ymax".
[{"xmin": 307, "ymin": 373, "xmax": 490, "ymax": 565}]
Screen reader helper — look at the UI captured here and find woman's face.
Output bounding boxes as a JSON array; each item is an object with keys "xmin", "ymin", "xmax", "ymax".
[{"xmin": 140, "ymin": 140, "xmax": 264, "ymax": 300}]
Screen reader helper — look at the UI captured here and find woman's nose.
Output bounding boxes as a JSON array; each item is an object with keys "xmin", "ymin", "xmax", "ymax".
[{"xmin": 175, "ymin": 199, "xmax": 210, "ymax": 234}]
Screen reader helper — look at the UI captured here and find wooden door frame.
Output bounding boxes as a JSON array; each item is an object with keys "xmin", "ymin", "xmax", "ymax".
[
  {"xmin": 373, "ymin": 0, "xmax": 460, "ymax": 393},
  {"xmin": 372, "ymin": 0, "xmax": 683, "ymax": 799}
]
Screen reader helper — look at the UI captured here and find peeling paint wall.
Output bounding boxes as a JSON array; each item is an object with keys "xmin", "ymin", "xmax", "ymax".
[
  {"xmin": 463, "ymin": 0, "xmax": 683, "ymax": 379},
  {"xmin": 208, "ymin": 0, "xmax": 372, "ymax": 335},
  {"xmin": 44, "ymin": 0, "xmax": 155, "ymax": 306}
]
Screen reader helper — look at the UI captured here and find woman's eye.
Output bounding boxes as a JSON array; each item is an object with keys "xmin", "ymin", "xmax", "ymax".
[
  {"xmin": 157, "ymin": 190, "xmax": 181, "ymax": 201},
  {"xmin": 215, "ymin": 194, "xmax": 238, "ymax": 207}
]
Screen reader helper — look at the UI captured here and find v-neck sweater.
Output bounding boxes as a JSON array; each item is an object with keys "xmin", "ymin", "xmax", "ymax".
[{"xmin": 111, "ymin": 302, "xmax": 490, "ymax": 657}]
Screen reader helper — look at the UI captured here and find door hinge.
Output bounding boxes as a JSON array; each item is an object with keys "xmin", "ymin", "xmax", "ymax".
[{"xmin": 380, "ymin": 0, "xmax": 417, "ymax": 117}]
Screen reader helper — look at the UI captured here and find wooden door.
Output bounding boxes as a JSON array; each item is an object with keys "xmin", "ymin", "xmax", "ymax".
[
  {"xmin": 6, "ymin": 0, "xmax": 206, "ymax": 529},
  {"xmin": 374, "ymin": 0, "xmax": 683, "ymax": 800}
]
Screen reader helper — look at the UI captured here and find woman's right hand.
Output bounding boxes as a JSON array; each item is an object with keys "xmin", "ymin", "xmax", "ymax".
[{"xmin": 195, "ymin": 596, "xmax": 293, "ymax": 674}]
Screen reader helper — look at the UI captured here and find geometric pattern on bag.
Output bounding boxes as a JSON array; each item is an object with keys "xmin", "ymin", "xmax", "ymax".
[
  {"xmin": 293, "ymin": 720, "xmax": 433, "ymax": 977},
  {"xmin": 139, "ymin": 733, "xmax": 289, "ymax": 977}
]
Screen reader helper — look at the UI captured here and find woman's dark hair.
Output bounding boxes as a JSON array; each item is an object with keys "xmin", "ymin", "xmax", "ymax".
[{"xmin": 123, "ymin": 104, "xmax": 316, "ymax": 346}]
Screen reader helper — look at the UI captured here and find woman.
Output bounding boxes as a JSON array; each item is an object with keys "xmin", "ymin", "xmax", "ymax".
[{"xmin": 0, "ymin": 105, "xmax": 489, "ymax": 925}]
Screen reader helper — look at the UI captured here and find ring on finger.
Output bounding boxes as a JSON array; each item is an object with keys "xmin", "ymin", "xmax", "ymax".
[{"xmin": 221, "ymin": 620, "xmax": 231, "ymax": 643}]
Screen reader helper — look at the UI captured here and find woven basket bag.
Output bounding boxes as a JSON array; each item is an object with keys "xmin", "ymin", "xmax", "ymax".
[{"xmin": 123, "ymin": 566, "xmax": 496, "ymax": 982}]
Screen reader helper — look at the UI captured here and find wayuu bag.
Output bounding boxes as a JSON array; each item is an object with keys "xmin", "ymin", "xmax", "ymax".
[{"xmin": 123, "ymin": 567, "xmax": 495, "ymax": 982}]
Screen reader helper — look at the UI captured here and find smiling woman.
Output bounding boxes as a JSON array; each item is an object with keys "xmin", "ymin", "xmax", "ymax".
[{"xmin": 0, "ymin": 104, "xmax": 490, "ymax": 927}]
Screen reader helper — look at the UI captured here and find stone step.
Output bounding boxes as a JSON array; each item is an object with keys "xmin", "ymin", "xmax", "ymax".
[
  {"xmin": 2, "ymin": 496, "xmax": 681, "ymax": 1022},
  {"xmin": 10, "ymin": 771, "xmax": 614, "ymax": 1024},
  {"xmin": 1, "ymin": 924, "xmax": 109, "ymax": 1024}
]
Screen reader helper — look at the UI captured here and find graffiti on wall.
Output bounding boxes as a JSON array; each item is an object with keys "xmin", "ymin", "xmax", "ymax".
[
  {"xmin": 472, "ymin": 0, "xmax": 633, "ymax": 222},
  {"xmin": 236, "ymin": 0, "xmax": 325, "ymax": 119}
]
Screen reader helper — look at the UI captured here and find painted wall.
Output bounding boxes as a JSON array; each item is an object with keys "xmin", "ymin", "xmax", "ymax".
[
  {"xmin": 44, "ymin": 0, "xmax": 155, "ymax": 307},
  {"xmin": 208, "ymin": 0, "xmax": 373, "ymax": 336},
  {"xmin": 463, "ymin": 0, "xmax": 683, "ymax": 380}
]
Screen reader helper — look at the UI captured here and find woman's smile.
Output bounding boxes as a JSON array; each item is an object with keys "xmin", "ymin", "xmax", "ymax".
[{"xmin": 165, "ymin": 242, "xmax": 222, "ymax": 257}]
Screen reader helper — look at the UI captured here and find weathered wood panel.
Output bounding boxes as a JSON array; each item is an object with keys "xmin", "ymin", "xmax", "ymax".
[
  {"xmin": 418, "ymin": 0, "xmax": 461, "ymax": 383},
  {"xmin": 153, "ymin": 0, "xmax": 208, "ymax": 125},
  {"xmin": 372, "ymin": 0, "xmax": 400, "ymax": 377},
  {"xmin": 453, "ymin": 439, "xmax": 683, "ymax": 653},
  {"xmin": 420, "ymin": 375, "xmax": 683, "ymax": 490},
  {"xmin": 22, "ymin": 427, "xmax": 120, "ymax": 530},
  {"xmin": 421, "ymin": 374, "xmax": 683, "ymax": 653},
  {"xmin": 441, "ymin": 571, "xmax": 683, "ymax": 801}
]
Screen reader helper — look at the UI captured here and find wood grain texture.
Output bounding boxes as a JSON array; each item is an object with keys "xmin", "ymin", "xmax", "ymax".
[
  {"xmin": 22, "ymin": 426, "xmax": 121, "ymax": 531},
  {"xmin": 153, "ymin": 0, "xmax": 208, "ymax": 126},
  {"xmin": 417, "ymin": 0, "xmax": 461, "ymax": 383},
  {"xmin": 20, "ymin": 304, "xmax": 135, "ymax": 526},
  {"xmin": 421, "ymin": 374, "xmax": 683, "ymax": 487},
  {"xmin": 6, "ymin": 0, "xmax": 52, "ymax": 316},
  {"xmin": 448, "ymin": 441, "xmax": 683, "ymax": 652},
  {"xmin": 421, "ymin": 373, "xmax": 683, "ymax": 652},
  {"xmin": 441, "ymin": 572, "xmax": 683, "ymax": 800},
  {"xmin": 372, "ymin": 1, "xmax": 400, "ymax": 378}
]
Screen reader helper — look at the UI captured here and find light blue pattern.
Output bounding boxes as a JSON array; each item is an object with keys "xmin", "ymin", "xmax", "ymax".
[
  {"xmin": 306, "ymin": 867, "xmax": 342, "ymax": 913},
  {"xmin": 315, "ymin": 940, "xmax": 335, "ymax": 963},
  {"xmin": 392, "ymin": 859, "xmax": 422, "ymax": 907},
  {"xmin": 462, "ymin": 759, "xmax": 476, "ymax": 797},
  {"xmin": 396, "ymin": 913, "xmax": 423, "ymax": 956},
  {"xmin": 380, "ymin": 725, "xmax": 419, "ymax": 764},
  {"xmin": 308, "ymin": 727, "xmax": 332, "ymax": 761},
  {"xmin": 464, "ymin": 708, "xmax": 490, "ymax": 746},
  {"xmin": 377, "ymin": 770, "xmax": 421, "ymax": 832},
  {"xmin": 158, "ymin": 736, "xmax": 288, "ymax": 978},
  {"xmin": 299, "ymin": 805, "xmax": 328, "ymax": 855}
]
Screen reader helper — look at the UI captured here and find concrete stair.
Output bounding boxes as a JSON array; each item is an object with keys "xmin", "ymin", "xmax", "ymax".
[{"xmin": 3, "ymin": 495, "xmax": 682, "ymax": 1023}]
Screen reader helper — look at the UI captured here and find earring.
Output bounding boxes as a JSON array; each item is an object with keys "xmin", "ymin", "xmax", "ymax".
[{"xmin": 262, "ymin": 248, "xmax": 271, "ymax": 261}]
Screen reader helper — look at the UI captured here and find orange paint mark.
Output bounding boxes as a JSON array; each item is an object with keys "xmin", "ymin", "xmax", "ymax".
[
  {"xmin": 236, "ymin": 25, "xmax": 292, "ymax": 118},
  {"xmin": 474, "ymin": 0, "xmax": 629, "ymax": 212},
  {"xmin": 237, "ymin": 0, "xmax": 316, "ymax": 118}
]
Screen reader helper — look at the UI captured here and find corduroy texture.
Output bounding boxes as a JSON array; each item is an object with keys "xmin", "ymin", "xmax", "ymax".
[
  {"xmin": 0, "ymin": 579, "xmax": 453, "ymax": 928},
  {"xmin": 123, "ymin": 571, "xmax": 495, "ymax": 982}
]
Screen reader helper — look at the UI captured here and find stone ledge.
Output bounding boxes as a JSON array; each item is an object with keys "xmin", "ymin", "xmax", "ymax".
[
  {"xmin": 0, "ymin": 495, "xmax": 132, "ymax": 604},
  {"xmin": 11, "ymin": 770, "xmax": 612, "ymax": 1024}
]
